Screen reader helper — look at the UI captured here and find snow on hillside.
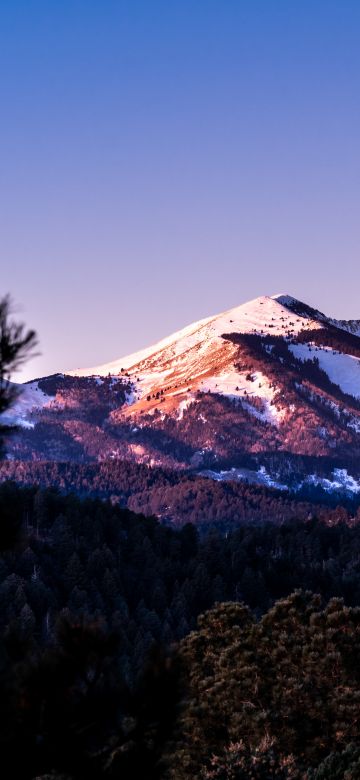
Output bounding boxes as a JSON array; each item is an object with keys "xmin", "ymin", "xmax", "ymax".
[
  {"xmin": 289, "ymin": 343, "xmax": 360, "ymax": 399},
  {"xmin": 6, "ymin": 292, "xmax": 360, "ymax": 484},
  {"xmin": 2, "ymin": 382, "xmax": 53, "ymax": 429},
  {"xmin": 274, "ymin": 294, "xmax": 360, "ymax": 338},
  {"xmin": 67, "ymin": 295, "xmax": 321, "ymax": 379},
  {"xmin": 303, "ymin": 469, "xmax": 360, "ymax": 494},
  {"xmin": 66, "ymin": 296, "xmax": 322, "ymax": 420},
  {"xmin": 11, "ymin": 293, "xmax": 360, "ymax": 428},
  {"xmin": 203, "ymin": 466, "xmax": 360, "ymax": 495},
  {"xmin": 200, "ymin": 367, "xmax": 284, "ymax": 424},
  {"xmin": 201, "ymin": 465, "xmax": 288, "ymax": 490},
  {"xmin": 330, "ymin": 319, "xmax": 360, "ymax": 337}
]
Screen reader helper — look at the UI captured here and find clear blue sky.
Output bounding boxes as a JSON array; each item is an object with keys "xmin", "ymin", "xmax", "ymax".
[{"xmin": 1, "ymin": 1, "xmax": 359, "ymax": 381}]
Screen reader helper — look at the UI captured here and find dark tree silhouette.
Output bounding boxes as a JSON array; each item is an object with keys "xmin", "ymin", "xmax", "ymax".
[{"xmin": 0, "ymin": 294, "xmax": 38, "ymax": 455}]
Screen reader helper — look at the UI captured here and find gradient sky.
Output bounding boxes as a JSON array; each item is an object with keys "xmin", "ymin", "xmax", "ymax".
[{"xmin": 1, "ymin": 1, "xmax": 359, "ymax": 382}]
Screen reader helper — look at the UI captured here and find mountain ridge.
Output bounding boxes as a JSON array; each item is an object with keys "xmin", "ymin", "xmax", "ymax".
[{"xmin": 3, "ymin": 292, "xmax": 360, "ymax": 509}]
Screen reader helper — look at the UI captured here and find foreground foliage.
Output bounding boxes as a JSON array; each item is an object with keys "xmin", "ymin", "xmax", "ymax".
[
  {"xmin": 0, "ymin": 294, "xmax": 38, "ymax": 456},
  {"xmin": 171, "ymin": 593, "xmax": 360, "ymax": 778}
]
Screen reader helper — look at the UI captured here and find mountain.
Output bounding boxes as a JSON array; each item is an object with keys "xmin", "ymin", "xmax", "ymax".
[{"xmin": 3, "ymin": 293, "xmax": 360, "ymax": 505}]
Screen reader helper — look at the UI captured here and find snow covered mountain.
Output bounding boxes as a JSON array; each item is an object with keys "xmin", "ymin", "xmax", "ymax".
[
  {"xmin": 65, "ymin": 294, "xmax": 324, "ymax": 420},
  {"xmin": 4, "ymin": 293, "xmax": 360, "ymax": 496}
]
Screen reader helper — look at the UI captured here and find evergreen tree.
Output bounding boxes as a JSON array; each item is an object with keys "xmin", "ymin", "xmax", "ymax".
[{"xmin": 0, "ymin": 294, "xmax": 38, "ymax": 456}]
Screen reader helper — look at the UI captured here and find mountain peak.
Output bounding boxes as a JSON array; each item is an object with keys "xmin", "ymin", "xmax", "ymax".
[
  {"xmin": 6, "ymin": 291, "xmax": 360, "ymax": 496},
  {"xmin": 271, "ymin": 293, "xmax": 298, "ymax": 305},
  {"xmin": 66, "ymin": 293, "xmax": 320, "ymax": 381},
  {"xmin": 56, "ymin": 290, "xmax": 329, "ymax": 427}
]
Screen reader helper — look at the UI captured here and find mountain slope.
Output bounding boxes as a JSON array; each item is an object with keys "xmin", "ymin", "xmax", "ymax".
[
  {"xmin": 4, "ymin": 293, "xmax": 360, "ymax": 497},
  {"xmin": 66, "ymin": 294, "xmax": 323, "ymax": 419}
]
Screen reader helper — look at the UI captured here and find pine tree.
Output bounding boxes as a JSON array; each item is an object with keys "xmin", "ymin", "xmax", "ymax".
[{"xmin": 0, "ymin": 294, "xmax": 38, "ymax": 457}]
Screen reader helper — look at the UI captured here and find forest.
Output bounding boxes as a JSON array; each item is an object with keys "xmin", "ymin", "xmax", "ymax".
[
  {"xmin": 1, "ymin": 457, "xmax": 359, "ymax": 531},
  {"xmin": 1, "ymin": 482, "xmax": 360, "ymax": 776},
  {"xmin": 2, "ymin": 299, "xmax": 360, "ymax": 777}
]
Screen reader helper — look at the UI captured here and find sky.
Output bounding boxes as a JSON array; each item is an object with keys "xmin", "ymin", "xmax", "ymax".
[{"xmin": 1, "ymin": 1, "xmax": 359, "ymax": 382}]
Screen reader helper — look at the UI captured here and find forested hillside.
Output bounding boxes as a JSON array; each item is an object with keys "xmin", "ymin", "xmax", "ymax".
[
  {"xmin": 2, "ymin": 483, "xmax": 360, "ymax": 776},
  {"xmin": 1, "ymin": 459, "xmax": 358, "ymax": 531}
]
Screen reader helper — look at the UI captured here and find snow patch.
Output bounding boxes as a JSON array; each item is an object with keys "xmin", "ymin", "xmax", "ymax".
[
  {"xmin": 303, "ymin": 469, "xmax": 360, "ymax": 494},
  {"xmin": 201, "ymin": 465, "xmax": 287, "ymax": 490},
  {"xmin": 1, "ymin": 382, "xmax": 55, "ymax": 428},
  {"xmin": 177, "ymin": 397, "xmax": 193, "ymax": 420},
  {"xmin": 289, "ymin": 343, "xmax": 360, "ymax": 399},
  {"xmin": 201, "ymin": 368, "xmax": 284, "ymax": 425}
]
